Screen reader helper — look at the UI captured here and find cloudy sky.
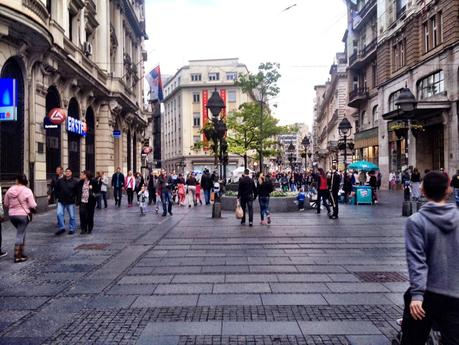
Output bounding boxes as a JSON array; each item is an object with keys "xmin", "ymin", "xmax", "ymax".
[{"xmin": 144, "ymin": 0, "xmax": 348, "ymax": 128}]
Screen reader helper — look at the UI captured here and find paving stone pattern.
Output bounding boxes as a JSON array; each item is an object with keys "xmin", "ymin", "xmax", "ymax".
[{"xmin": 0, "ymin": 191, "xmax": 408, "ymax": 345}]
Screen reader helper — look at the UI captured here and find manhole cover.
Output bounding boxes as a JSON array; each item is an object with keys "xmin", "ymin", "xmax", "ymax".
[
  {"xmin": 354, "ymin": 271, "xmax": 408, "ymax": 282},
  {"xmin": 75, "ymin": 243, "xmax": 110, "ymax": 250}
]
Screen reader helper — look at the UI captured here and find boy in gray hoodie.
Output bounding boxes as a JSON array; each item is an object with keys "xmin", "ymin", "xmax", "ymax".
[{"xmin": 402, "ymin": 171, "xmax": 459, "ymax": 345}]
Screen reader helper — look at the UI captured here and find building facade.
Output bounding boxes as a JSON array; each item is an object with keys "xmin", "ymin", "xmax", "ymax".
[
  {"xmin": 312, "ymin": 53, "xmax": 355, "ymax": 170},
  {"xmin": 0, "ymin": 0, "xmax": 149, "ymax": 209},
  {"xmin": 161, "ymin": 58, "xmax": 253, "ymax": 173}
]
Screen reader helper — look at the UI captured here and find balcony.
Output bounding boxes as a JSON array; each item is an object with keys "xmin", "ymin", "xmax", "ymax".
[
  {"xmin": 348, "ymin": 87, "xmax": 369, "ymax": 108},
  {"xmin": 349, "ymin": 37, "xmax": 377, "ymax": 70},
  {"xmin": 353, "ymin": 0, "xmax": 377, "ymax": 31}
]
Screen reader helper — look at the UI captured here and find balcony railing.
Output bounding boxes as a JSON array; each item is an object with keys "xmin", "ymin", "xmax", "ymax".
[
  {"xmin": 349, "ymin": 38, "xmax": 377, "ymax": 68},
  {"xmin": 349, "ymin": 51, "xmax": 357, "ymax": 66},
  {"xmin": 348, "ymin": 87, "xmax": 369, "ymax": 108},
  {"xmin": 358, "ymin": 0, "xmax": 376, "ymax": 21},
  {"xmin": 362, "ymin": 38, "xmax": 377, "ymax": 57}
]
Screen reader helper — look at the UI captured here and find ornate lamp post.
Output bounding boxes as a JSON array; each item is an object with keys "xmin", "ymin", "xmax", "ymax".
[
  {"xmin": 301, "ymin": 135, "xmax": 310, "ymax": 170},
  {"xmin": 338, "ymin": 118, "xmax": 352, "ymax": 170},
  {"xmin": 204, "ymin": 88, "xmax": 226, "ymax": 218}
]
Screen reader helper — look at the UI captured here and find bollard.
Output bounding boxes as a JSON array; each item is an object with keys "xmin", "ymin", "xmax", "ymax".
[
  {"xmin": 402, "ymin": 201, "xmax": 413, "ymax": 217},
  {"xmin": 212, "ymin": 201, "xmax": 222, "ymax": 218}
]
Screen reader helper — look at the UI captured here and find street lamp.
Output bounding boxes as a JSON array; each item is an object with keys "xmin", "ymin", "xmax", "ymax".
[
  {"xmin": 301, "ymin": 135, "xmax": 310, "ymax": 170},
  {"xmin": 205, "ymin": 88, "xmax": 226, "ymax": 218},
  {"xmin": 338, "ymin": 117, "xmax": 352, "ymax": 169},
  {"xmin": 287, "ymin": 142, "xmax": 296, "ymax": 171}
]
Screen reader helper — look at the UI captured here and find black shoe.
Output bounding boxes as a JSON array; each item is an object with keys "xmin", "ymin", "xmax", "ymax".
[
  {"xmin": 249, "ymin": 223, "xmax": 253, "ymax": 227},
  {"xmin": 240, "ymin": 221, "xmax": 245, "ymax": 225},
  {"xmin": 168, "ymin": 212, "xmax": 173, "ymax": 216},
  {"xmin": 68, "ymin": 231, "xmax": 75, "ymax": 235},
  {"xmin": 55, "ymin": 229, "xmax": 65, "ymax": 236},
  {"xmin": 80, "ymin": 230, "xmax": 87, "ymax": 235},
  {"xmin": 162, "ymin": 213, "xmax": 167, "ymax": 217}
]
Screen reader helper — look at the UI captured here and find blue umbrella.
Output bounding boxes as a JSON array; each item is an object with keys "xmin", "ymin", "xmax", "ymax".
[{"xmin": 347, "ymin": 160, "xmax": 379, "ymax": 171}]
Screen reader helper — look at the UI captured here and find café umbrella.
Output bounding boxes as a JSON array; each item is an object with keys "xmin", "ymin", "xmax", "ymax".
[{"xmin": 347, "ymin": 160, "xmax": 379, "ymax": 171}]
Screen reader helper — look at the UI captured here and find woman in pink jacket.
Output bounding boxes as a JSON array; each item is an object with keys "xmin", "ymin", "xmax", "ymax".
[{"xmin": 4, "ymin": 174, "xmax": 37, "ymax": 263}]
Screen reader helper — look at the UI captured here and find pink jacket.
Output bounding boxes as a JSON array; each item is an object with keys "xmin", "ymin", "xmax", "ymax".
[{"xmin": 4, "ymin": 185, "xmax": 37, "ymax": 217}]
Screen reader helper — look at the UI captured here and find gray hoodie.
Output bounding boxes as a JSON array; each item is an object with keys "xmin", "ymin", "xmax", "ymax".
[{"xmin": 405, "ymin": 202, "xmax": 459, "ymax": 301}]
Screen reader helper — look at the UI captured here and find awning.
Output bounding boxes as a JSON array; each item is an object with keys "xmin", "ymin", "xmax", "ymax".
[
  {"xmin": 354, "ymin": 127, "xmax": 378, "ymax": 149},
  {"xmin": 382, "ymin": 100, "xmax": 451, "ymax": 121}
]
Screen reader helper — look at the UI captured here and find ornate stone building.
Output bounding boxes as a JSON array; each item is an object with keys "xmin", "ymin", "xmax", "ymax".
[{"xmin": 0, "ymin": 0, "xmax": 149, "ymax": 209}]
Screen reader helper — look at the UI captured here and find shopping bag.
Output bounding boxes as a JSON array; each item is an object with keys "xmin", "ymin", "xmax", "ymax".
[
  {"xmin": 210, "ymin": 192, "xmax": 215, "ymax": 202},
  {"xmin": 235, "ymin": 200, "xmax": 244, "ymax": 219}
]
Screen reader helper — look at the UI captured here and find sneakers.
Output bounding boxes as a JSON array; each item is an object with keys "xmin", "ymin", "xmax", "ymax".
[
  {"xmin": 0, "ymin": 251, "xmax": 7, "ymax": 258},
  {"xmin": 55, "ymin": 229, "xmax": 65, "ymax": 236},
  {"xmin": 267, "ymin": 216, "xmax": 271, "ymax": 224}
]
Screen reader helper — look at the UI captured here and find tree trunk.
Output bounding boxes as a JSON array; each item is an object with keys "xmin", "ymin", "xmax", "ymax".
[{"xmin": 244, "ymin": 153, "xmax": 247, "ymax": 170}]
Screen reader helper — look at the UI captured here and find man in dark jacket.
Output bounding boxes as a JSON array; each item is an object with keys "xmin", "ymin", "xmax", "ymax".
[
  {"xmin": 111, "ymin": 167, "xmax": 125, "ymax": 207},
  {"xmin": 147, "ymin": 172, "xmax": 157, "ymax": 205},
  {"xmin": 48, "ymin": 166, "xmax": 63, "ymax": 204},
  {"xmin": 328, "ymin": 166, "xmax": 341, "ymax": 219},
  {"xmin": 158, "ymin": 170, "xmax": 173, "ymax": 216},
  {"xmin": 201, "ymin": 169, "xmax": 212, "ymax": 205},
  {"xmin": 402, "ymin": 171, "xmax": 459, "ymax": 344},
  {"xmin": 237, "ymin": 169, "xmax": 257, "ymax": 226},
  {"xmin": 55, "ymin": 168, "xmax": 78, "ymax": 235}
]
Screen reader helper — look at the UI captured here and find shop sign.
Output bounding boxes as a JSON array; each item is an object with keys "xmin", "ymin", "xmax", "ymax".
[
  {"xmin": 113, "ymin": 130, "xmax": 121, "ymax": 139},
  {"xmin": 67, "ymin": 116, "xmax": 87, "ymax": 137},
  {"xmin": 0, "ymin": 78, "xmax": 17, "ymax": 121},
  {"xmin": 48, "ymin": 108, "xmax": 67, "ymax": 124},
  {"xmin": 43, "ymin": 116, "xmax": 58, "ymax": 129}
]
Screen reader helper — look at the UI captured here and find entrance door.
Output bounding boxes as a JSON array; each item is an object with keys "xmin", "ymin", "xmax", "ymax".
[
  {"xmin": 68, "ymin": 98, "xmax": 80, "ymax": 174},
  {"xmin": 431, "ymin": 124, "xmax": 444, "ymax": 170}
]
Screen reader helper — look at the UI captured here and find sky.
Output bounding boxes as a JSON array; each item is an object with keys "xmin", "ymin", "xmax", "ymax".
[{"xmin": 144, "ymin": 0, "xmax": 348, "ymax": 128}]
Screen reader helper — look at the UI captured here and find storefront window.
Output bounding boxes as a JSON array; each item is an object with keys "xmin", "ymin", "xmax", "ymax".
[{"xmin": 417, "ymin": 70, "xmax": 444, "ymax": 99}]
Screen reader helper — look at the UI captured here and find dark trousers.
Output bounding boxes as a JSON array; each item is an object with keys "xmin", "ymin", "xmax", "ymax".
[
  {"xmin": 127, "ymin": 188, "xmax": 134, "ymax": 205},
  {"xmin": 240, "ymin": 198, "xmax": 253, "ymax": 224},
  {"xmin": 402, "ymin": 289, "xmax": 459, "ymax": 345},
  {"xmin": 0, "ymin": 222, "xmax": 3, "ymax": 250},
  {"xmin": 298, "ymin": 200, "xmax": 305, "ymax": 210},
  {"xmin": 148, "ymin": 189, "xmax": 156, "ymax": 205},
  {"xmin": 317, "ymin": 190, "xmax": 331, "ymax": 214},
  {"xmin": 79, "ymin": 201, "xmax": 96, "ymax": 233},
  {"xmin": 161, "ymin": 191, "xmax": 172, "ymax": 215},
  {"xmin": 329, "ymin": 190, "xmax": 339, "ymax": 217},
  {"xmin": 204, "ymin": 189, "xmax": 211, "ymax": 205},
  {"xmin": 114, "ymin": 187, "xmax": 122, "ymax": 206}
]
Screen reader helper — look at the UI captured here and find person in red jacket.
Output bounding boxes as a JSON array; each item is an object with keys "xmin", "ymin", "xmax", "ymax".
[{"xmin": 316, "ymin": 168, "xmax": 331, "ymax": 216}]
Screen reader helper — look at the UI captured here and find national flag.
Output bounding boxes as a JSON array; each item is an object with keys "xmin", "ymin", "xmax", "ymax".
[{"xmin": 145, "ymin": 65, "xmax": 164, "ymax": 102}]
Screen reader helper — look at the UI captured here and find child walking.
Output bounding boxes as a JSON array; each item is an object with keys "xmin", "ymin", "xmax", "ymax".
[
  {"xmin": 297, "ymin": 188, "xmax": 306, "ymax": 211},
  {"xmin": 196, "ymin": 182, "xmax": 203, "ymax": 205},
  {"xmin": 138, "ymin": 185, "xmax": 149, "ymax": 216}
]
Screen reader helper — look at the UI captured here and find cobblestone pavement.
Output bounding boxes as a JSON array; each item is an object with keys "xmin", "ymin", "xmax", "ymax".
[{"xmin": 0, "ymin": 191, "xmax": 409, "ymax": 345}]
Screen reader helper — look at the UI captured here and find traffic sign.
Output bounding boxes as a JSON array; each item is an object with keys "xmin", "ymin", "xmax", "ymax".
[{"xmin": 48, "ymin": 108, "xmax": 67, "ymax": 124}]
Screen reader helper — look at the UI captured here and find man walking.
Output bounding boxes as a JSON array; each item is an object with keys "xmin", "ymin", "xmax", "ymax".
[
  {"xmin": 55, "ymin": 168, "xmax": 78, "ymax": 235},
  {"xmin": 201, "ymin": 169, "xmax": 212, "ymax": 205},
  {"xmin": 158, "ymin": 170, "xmax": 173, "ymax": 216},
  {"xmin": 48, "ymin": 166, "xmax": 63, "ymax": 204},
  {"xmin": 237, "ymin": 169, "xmax": 257, "ymax": 227},
  {"xmin": 99, "ymin": 171, "xmax": 109, "ymax": 208},
  {"xmin": 402, "ymin": 171, "xmax": 459, "ymax": 344},
  {"xmin": 329, "ymin": 166, "xmax": 341, "ymax": 219},
  {"xmin": 111, "ymin": 167, "xmax": 125, "ymax": 207}
]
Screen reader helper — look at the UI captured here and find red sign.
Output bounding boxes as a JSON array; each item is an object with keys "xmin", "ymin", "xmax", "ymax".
[
  {"xmin": 48, "ymin": 108, "xmax": 67, "ymax": 125},
  {"xmin": 219, "ymin": 89, "xmax": 226, "ymax": 118},
  {"xmin": 202, "ymin": 90, "xmax": 209, "ymax": 147}
]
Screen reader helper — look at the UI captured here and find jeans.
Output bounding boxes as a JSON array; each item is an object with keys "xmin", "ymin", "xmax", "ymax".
[
  {"xmin": 114, "ymin": 187, "xmax": 122, "ymax": 206},
  {"xmin": 298, "ymin": 200, "xmax": 305, "ymax": 210},
  {"xmin": 161, "ymin": 191, "xmax": 173, "ymax": 215},
  {"xmin": 259, "ymin": 196, "xmax": 270, "ymax": 221},
  {"xmin": 10, "ymin": 216, "xmax": 29, "ymax": 245},
  {"xmin": 204, "ymin": 189, "xmax": 211, "ymax": 205},
  {"xmin": 188, "ymin": 186, "xmax": 197, "ymax": 206},
  {"xmin": 97, "ymin": 192, "xmax": 107, "ymax": 208},
  {"xmin": 79, "ymin": 201, "xmax": 96, "ymax": 233},
  {"xmin": 57, "ymin": 202, "xmax": 76, "ymax": 232},
  {"xmin": 401, "ymin": 289, "xmax": 459, "ymax": 345},
  {"xmin": 455, "ymin": 188, "xmax": 459, "ymax": 207},
  {"xmin": 240, "ymin": 198, "xmax": 253, "ymax": 223}
]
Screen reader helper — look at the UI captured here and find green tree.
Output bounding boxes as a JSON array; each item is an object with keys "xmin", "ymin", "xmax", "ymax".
[
  {"xmin": 235, "ymin": 62, "xmax": 281, "ymax": 172},
  {"xmin": 227, "ymin": 101, "xmax": 287, "ymax": 170}
]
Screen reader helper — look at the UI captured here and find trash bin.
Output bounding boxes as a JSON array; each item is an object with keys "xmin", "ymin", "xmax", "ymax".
[{"xmin": 354, "ymin": 186, "xmax": 373, "ymax": 205}]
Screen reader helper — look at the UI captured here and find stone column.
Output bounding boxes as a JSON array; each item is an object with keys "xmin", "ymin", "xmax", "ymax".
[
  {"xmin": 378, "ymin": 90, "xmax": 390, "ymax": 190},
  {"xmin": 96, "ymin": 0, "xmax": 110, "ymax": 71},
  {"xmin": 95, "ymin": 103, "xmax": 115, "ymax": 175}
]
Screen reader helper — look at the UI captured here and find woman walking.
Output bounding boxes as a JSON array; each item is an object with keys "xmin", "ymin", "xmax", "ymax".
[
  {"xmin": 125, "ymin": 170, "xmax": 135, "ymax": 207},
  {"xmin": 4, "ymin": 174, "xmax": 37, "ymax": 263},
  {"xmin": 410, "ymin": 167, "xmax": 421, "ymax": 200},
  {"xmin": 257, "ymin": 174, "xmax": 274, "ymax": 225},
  {"xmin": 77, "ymin": 171, "xmax": 98, "ymax": 234},
  {"xmin": 316, "ymin": 168, "xmax": 332, "ymax": 215},
  {"xmin": 186, "ymin": 173, "xmax": 198, "ymax": 207},
  {"xmin": 177, "ymin": 173, "xmax": 186, "ymax": 206},
  {"xmin": 134, "ymin": 172, "xmax": 144, "ymax": 203}
]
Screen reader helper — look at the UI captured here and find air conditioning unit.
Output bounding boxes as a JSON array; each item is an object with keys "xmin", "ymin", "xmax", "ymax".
[{"xmin": 83, "ymin": 42, "xmax": 93, "ymax": 57}]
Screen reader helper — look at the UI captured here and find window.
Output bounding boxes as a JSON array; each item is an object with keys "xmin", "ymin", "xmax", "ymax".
[
  {"xmin": 424, "ymin": 23, "xmax": 430, "ymax": 52},
  {"xmin": 388, "ymin": 89, "xmax": 402, "ymax": 111},
  {"xmin": 228, "ymin": 90, "xmax": 236, "ymax": 103},
  {"xmin": 396, "ymin": 0, "xmax": 407, "ymax": 18},
  {"xmin": 193, "ymin": 113, "xmax": 201, "ymax": 127},
  {"xmin": 361, "ymin": 111, "xmax": 367, "ymax": 127},
  {"xmin": 418, "ymin": 70, "xmax": 445, "ymax": 99},
  {"xmin": 193, "ymin": 135, "xmax": 201, "ymax": 143},
  {"xmin": 439, "ymin": 12, "xmax": 443, "ymax": 43},
  {"xmin": 372, "ymin": 105, "xmax": 379, "ymax": 127},
  {"xmin": 392, "ymin": 39, "xmax": 406, "ymax": 71},
  {"xmin": 208, "ymin": 72, "xmax": 219, "ymax": 81},
  {"xmin": 192, "ymin": 93, "xmax": 200, "ymax": 103},
  {"xmin": 432, "ymin": 17, "xmax": 438, "ymax": 47},
  {"xmin": 191, "ymin": 73, "xmax": 201, "ymax": 82},
  {"xmin": 226, "ymin": 72, "xmax": 237, "ymax": 81}
]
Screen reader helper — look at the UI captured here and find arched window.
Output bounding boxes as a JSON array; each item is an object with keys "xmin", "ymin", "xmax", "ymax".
[
  {"xmin": 0, "ymin": 58, "xmax": 24, "ymax": 180},
  {"xmin": 388, "ymin": 89, "xmax": 403, "ymax": 111},
  {"xmin": 361, "ymin": 111, "xmax": 366, "ymax": 128},
  {"xmin": 67, "ymin": 98, "xmax": 80, "ymax": 174},
  {"xmin": 46, "ymin": 86, "xmax": 61, "ymax": 180},
  {"xmin": 372, "ymin": 105, "xmax": 379, "ymax": 127},
  {"xmin": 85, "ymin": 107, "xmax": 95, "ymax": 173}
]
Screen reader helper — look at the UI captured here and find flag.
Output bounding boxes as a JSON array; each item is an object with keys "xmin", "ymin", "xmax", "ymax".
[{"xmin": 146, "ymin": 65, "xmax": 163, "ymax": 102}]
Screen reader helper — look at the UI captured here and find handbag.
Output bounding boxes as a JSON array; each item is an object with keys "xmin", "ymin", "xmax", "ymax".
[
  {"xmin": 17, "ymin": 189, "xmax": 33, "ymax": 222},
  {"xmin": 235, "ymin": 200, "xmax": 244, "ymax": 219}
]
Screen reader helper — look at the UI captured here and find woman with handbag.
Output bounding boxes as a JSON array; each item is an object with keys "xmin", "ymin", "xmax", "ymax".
[
  {"xmin": 4, "ymin": 174, "xmax": 37, "ymax": 263},
  {"xmin": 125, "ymin": 170, "xmax": 135, "ymax": 207},
  {"xmin": 77, "ymin": 171, "xmax": 98, "ymax": 234}
]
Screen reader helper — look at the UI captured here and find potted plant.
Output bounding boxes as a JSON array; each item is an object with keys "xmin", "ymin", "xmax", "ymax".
[{"xmin": 410, "ymin": 121, "xmax": 425, "ymax": 138}]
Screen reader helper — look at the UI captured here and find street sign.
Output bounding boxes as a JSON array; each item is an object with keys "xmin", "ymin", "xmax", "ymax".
[
  {"xmin": 113, "ymin": 130, "xmax": 121, "ymax": 139},
  {"xmin": 47, "ymin": 107, "xmax": 66, "ymax": 124},
  {"xmin": 43, "ymin": 116, "xmax": 59, "ymax": 129},
  {"xmin": 66, "ymin": 116, "xmax": 87, "ymax": 137},
  {"xmin": 0, "ymin": 78, "xmax": 17, "ymax": 121}
]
